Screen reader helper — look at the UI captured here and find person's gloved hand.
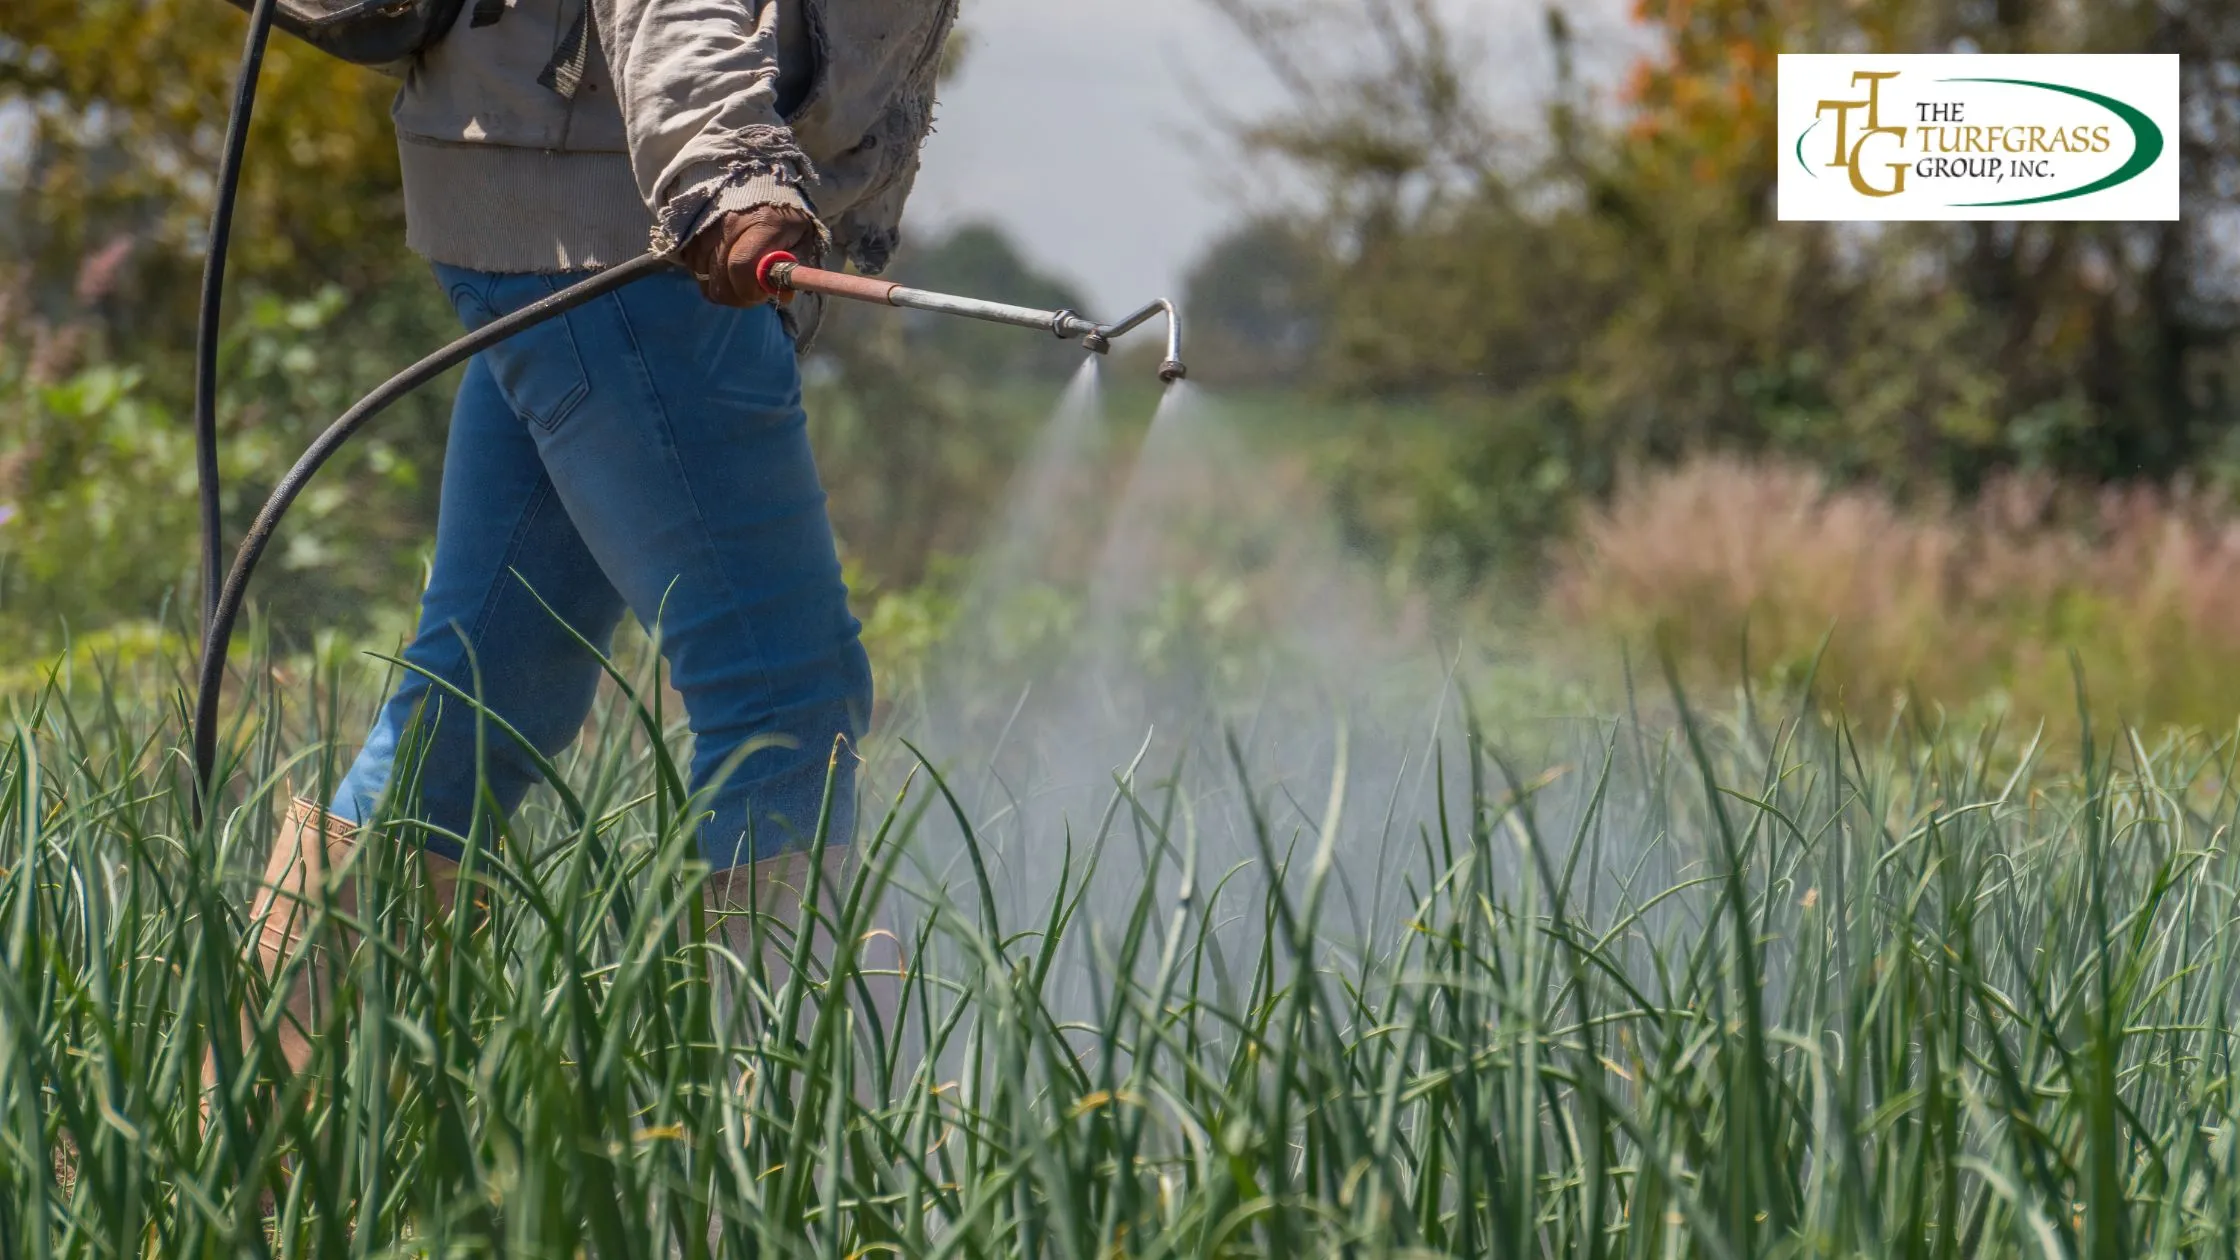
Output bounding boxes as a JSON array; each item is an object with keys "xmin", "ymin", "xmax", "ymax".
[{"xmin": 681, "ymin": 204, "xmax": 822, "ymax": 307}]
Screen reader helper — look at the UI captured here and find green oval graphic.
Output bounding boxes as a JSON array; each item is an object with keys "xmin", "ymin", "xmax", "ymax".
[
  {"xmin": 1794, "ymin": 116, "xmax": 1822, "ymax": 179},
  {"xmin": 1937, "ymin": 77, "xmax": 2164, "ymax": 207}
]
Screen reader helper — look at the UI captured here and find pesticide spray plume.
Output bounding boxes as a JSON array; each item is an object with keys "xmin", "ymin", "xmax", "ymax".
[{"xmin": 873, "ymin": 377, "xmax": 1645, "ymax": 1027}]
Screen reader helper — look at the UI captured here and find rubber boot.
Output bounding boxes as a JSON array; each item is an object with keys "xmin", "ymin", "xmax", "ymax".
[{"xmin": 250, "ymin": 798, "xmax": 461, "ymax": 1076}]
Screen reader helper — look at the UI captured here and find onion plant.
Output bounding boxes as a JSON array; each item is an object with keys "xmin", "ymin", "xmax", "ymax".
[{"xmin": 1, "ymin": 638, "xmax": 2237, "ymax": 1258}]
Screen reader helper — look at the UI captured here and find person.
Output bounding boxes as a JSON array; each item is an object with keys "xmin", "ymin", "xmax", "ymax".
[{"xmin": 252, "ymin": 0, "xmax": 952, "ymax": 1069}]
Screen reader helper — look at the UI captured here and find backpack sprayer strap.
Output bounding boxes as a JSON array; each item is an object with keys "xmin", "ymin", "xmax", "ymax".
[
  {"xmin": 218, "ymin": 0, "xmax": 498, "ymax": 68},
  {"xmin": 538, "ymin": 1, "xmax": 594, "ymax": 99}
]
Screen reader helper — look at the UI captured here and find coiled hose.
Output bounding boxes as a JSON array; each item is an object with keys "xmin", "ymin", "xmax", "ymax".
[{"xmin": 188, "ymin": 3, "xmax": 671, "ymax": 800}]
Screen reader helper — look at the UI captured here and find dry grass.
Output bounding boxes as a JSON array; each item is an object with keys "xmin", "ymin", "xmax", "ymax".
[{"xmin": 1552, "ymin": 455, "xmax": 2240, "ymax": 732}]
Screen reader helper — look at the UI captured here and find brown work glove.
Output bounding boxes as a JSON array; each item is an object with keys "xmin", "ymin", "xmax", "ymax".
[{"xmin": 681, "ymin": 204, "xmax": 823, "ymax": 307}]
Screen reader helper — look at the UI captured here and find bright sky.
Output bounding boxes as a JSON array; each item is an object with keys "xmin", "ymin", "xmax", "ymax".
[{"xmin": 907, "ymin": 0, "xmax": 1638, "ymax": 315}]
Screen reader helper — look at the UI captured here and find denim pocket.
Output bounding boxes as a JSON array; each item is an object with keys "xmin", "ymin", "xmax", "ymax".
[
  {"xmin": 695, "ymin": 301, "xmax": 803, "ymax": 420},
  {"xmin": 471, "ymin": 273, "xmax": 593, "ymax": 433}
]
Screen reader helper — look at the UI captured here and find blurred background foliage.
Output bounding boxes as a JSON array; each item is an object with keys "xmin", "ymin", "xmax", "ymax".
[
  {"xmin": 1203, "ymin": 0, "xmax": 2240, "ymax": 587},
  {"xmin": 6, "ymin": 0, "xmax": 2240, "ymax": 730}
]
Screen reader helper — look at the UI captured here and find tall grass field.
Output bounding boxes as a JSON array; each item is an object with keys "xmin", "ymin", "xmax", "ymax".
[{"xmin": 3, "ymin": 636, "xmax": 2239, "ymax": 1258}]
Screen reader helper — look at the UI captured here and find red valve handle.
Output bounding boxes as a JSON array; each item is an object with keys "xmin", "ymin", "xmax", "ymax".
[{"xmin": 755, "ymin": 249, "xmax": 799, "ymax": 302}]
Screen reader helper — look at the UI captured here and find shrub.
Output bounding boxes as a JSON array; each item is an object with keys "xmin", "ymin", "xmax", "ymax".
[{"xmin": 1553, "ymin": 455, "xmax": 2240, "ymax": 732}]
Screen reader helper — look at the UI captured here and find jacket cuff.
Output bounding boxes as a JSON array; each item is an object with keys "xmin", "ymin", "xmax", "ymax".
[
  {"xmin": 712, "ymin": 172, "xmax": 825, "ymax": 241},
  {"xmin": 653, "ymin": 157, "xmax": 824, "ymax": 256}
]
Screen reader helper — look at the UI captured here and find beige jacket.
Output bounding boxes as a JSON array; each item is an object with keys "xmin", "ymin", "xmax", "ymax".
[{"xmin": 392, "ymin": 0, "xmax": 958, "ymax": 275}]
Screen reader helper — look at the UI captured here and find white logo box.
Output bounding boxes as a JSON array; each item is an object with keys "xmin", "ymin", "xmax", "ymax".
[{"xmin": 1776, "ymin": 54, "xmax": 2180, "ymax": 221}]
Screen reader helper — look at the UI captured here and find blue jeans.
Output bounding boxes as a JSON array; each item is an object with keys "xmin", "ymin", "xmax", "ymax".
[{"xmin": 332, "ymin": 264, "xmax": 872, "ymax": 869}]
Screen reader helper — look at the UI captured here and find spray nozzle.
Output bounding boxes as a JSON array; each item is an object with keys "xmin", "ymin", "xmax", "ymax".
[{"xmin": 1087, "ymin": 300, "xmax": 1187, "ymax": 384}]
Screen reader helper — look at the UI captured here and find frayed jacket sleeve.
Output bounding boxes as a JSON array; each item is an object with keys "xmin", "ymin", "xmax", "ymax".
[{"xmin": 592, "ymin": 0, "xmax": 819, "ymax": 252}]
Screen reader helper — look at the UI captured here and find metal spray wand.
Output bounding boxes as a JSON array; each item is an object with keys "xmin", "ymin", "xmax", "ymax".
[{"xmin": 756, "ymin": 251, "xmax": 1188, "ymax": 383}]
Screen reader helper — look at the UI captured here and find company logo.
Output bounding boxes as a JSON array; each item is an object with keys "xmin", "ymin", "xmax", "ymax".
[{"xmin": 1777, "ymin": 55, "xmax": 2178, "ymax": 221}]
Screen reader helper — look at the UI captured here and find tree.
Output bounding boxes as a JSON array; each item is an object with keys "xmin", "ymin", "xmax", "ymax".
[
  {"xmin": 1181, "ymin": 217, "xmax": 1330, "ymax": 388},
  {"xmin": 1208, "ymin": 0, "xmax": 2240, "ymax": 587},
  {"xmin": 0, "ymin": 6, "xmax": 465, "ymax": 651},
  {"xmin": 888, "ymin": 221, "xmax": 1091, "ymax": 383},
  {"xmin": 2, "ymin": 1, "xmax": 415, "ymax": 333}
]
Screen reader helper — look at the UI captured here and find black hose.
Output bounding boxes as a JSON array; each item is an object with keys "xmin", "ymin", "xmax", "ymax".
[
  {"xmin": 190, "ymin": 250, "xmax": 674, "ymax": 792},
  {"xmin": 195, "ymin": 0, "xmax": 281, "ymax": 642},
  {"xmin": 187, "ymin": 5, "xmax": 281, "ymax": 1233}
]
